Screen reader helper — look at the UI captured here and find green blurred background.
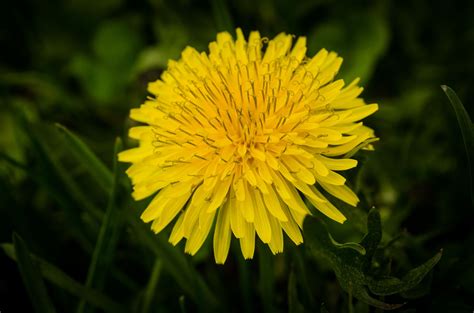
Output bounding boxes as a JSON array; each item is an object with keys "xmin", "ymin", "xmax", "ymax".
[{"xmin": 1, "ymin": 0, "xmax": 473, "ymax": 312}]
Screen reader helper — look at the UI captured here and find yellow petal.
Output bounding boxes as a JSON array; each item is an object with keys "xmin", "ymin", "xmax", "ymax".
[
  {"xmin": 268, "ymin": 215, "xmax": 283, "ymax": 254},
  {"xmin": 118, "ymin": 145, "xmax": 154, "ymax": 163},
  {"xmin": 239, "ymin": 181, "xmax": 255, "ymax": 222},
  {"xmin": 150, "ymin": 191, "xmax": 191, "ymax": 233},
  {"xmin": 315, "ymin": 170, "xmax": 346, "ymax": 186},
  {"xmin": 253, "ymin": 190, "xmax": 272, "ymax": 243},
  {"xmin": 262, "ymin": 184, "xmax": 288, "ymax": 221},
  {"xmin": 207, "ymin": 176, "xmax": 233, "ymax": 212},
  {"xmin": 213, "ymin": 201, "xmax": 232, "ymax": 264},
  {"xmin": 280, "ymin": 204, "xmax": 303, "ymax": 245},
  {"xmin": 229, "ymin": 195, "xmax": 245, "ymax": 238},
  {"xmin": 239, "ymin": 222, "xmax": 255, "ymax": 259},
  {"xmin": 184, "ymin": 209, "xmax": 216, "ymax": 255},
  {"xmin": 316, "ymin": 155, "xmax": 358, "ymax": 171},
  {"xmin": 344, "ymin": 104, "xmax": 378, "ymax": 123},
  {"xmin": 183, "ymin": 185, "xmax": 211, "ymax": 237},
  {"xmin": 319, "ymin": 183, "xmax": 359, "ymax": 206},
  {"xmin": 234, "ymin": 178, "xmax": 246, "ymax": 201},
  {"xmin": 169, "ymin": 213, "xmax": 185, "ymax": 245},
  {"xmin": 307, "ymin": 186, "xmax": 346, "ymax": 223}
]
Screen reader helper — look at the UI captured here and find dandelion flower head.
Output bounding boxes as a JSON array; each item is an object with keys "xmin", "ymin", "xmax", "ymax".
[{"xmin": 118, "ymin": 28, "xmax": 378, "ymax": 264}]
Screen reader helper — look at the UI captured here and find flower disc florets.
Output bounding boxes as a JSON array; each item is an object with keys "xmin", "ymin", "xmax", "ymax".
[{"xmin": 119, "ymin": 28, "xmax": 378, "ymax": 263}]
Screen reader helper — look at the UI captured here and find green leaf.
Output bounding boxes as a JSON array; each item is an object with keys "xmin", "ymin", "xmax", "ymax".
[
  {"xmin": 359, "ymin": 208, "xmax": 382, "ymax": 270},
  {"xmin": 303, "ymin": 209, "xmax": 402, "ymax": 310},
  {"xmin": 305, "ymin": 208, "xmax": 443, "ymax": 309},
  {"xmin": 328, "ymin": 233, "xmax": 366, "ymax": 255},
  {"xmin": 77, "ymin": 138, "xmax": 123, "ymax": 313},
  {"xmin": 367, "ymin": 250, "xmax": 443, "ymax": 296},
  {"xmin": 12, "ymin": 233, "xmax": 57, "ymax": 313},
  {"xmin": 441, "ymin": 85, "xmax": 474, "ymax": 205},
  {"xmin": 2, "ymin": 243, "xmax": 126, "ymax": 313},
  {"xmin": 304, "ymin": 214, "xmax": 393, "ymax": 309},
  {"xmin": 56, "ymin": 124, "xmax": 113, "ymax": 194}
]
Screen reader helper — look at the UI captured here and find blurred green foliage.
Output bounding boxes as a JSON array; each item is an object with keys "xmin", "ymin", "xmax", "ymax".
[{"xmin": 1, "ymin": 0, "xmax": 473, "ymax": 312}]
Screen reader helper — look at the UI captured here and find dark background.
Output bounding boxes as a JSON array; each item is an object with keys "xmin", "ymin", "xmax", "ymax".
[{"xmin": 1, "ymin": 0, "xmax": 473, "ymax": 312}]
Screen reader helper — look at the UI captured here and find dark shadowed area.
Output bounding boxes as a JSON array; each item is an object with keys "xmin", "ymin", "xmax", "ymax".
[{"xmin": 1, "ymin": 0, "xmax": 473, "ymax": 312}]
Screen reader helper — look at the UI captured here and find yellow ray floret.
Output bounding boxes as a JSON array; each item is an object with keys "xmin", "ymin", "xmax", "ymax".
[{"xmin": 119, "ymin": 28, "xmax": 378, "ymax": 264}]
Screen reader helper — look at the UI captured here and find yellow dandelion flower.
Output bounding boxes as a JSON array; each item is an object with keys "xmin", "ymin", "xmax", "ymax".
[{"xmin": 119, "ymin": 28, "xmax": 378, "ymax": 264}]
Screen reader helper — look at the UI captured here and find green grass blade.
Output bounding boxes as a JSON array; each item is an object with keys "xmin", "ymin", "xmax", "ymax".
[
  {"xmin": 2, "ymin": 243, "xmax": 126, "ymax": 313},
  {"xmin": 12, "ymin": 233, "xmax": 57, "ymax": 313},
  {"xmin": 77, "ymin": 138, "xmax": 123, "ymax": 313},
  {"xmin": 14, "ymin": 109, "xmax": 102, "ymax": 221},
  {"xmin": 441, "ymin": 85, "xmax": 474, "ymax": 205},
  {"xmin": 12, "ymin": 110, "xmax": 101, "ymax": 251},
  {"xmin": 129, "ymin": 217, "xmax": 218, "ymax": 310},
  {"xmin": 55, "ymin": 124, "xmax": 113, "ymax": 193},
  {"xmin": 140, "ymin": 259, "xmax": 163, "ymax": 313},
  {"xmin": 1, "ymin": 149, "xmax": 94, "ymax": 252}
]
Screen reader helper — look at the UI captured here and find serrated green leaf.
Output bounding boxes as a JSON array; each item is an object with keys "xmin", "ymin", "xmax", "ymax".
[
  {"xmin": 400, "ymin": 270, "xmax": 434, "ymax": 300},
  {"xmin": 328, "ymin": 233, "xmax": 366, "ymax": 255},
  {"xmin": 2, "ymin": 243, "xmax": 126, "ymax": 313},
  {"xmin": 349, "ymin": 286, "xmax": 404, "ymax": 310},
  {"xmin": 13, "ymin": 233, "xmax": 57, "ymax": 313},
  {"xmin": 368, "ymin": 250, "xmax": 443, "ymax": 296},
  {"xmin": 56, "ymin": 124, "xmax": 113, "ymax": 194},
  {"xmin": 304, "ymin": 215, "xmax": 397, "ymax": 309},
  {"xmin": 305, "ymin": 207, "xmax": 443, "ymax": 309},
  {"xmin": 441, "ymin": 85, "xmax": 474, "ymax": 205},
  {"xmin": 359, "ymin": 208, "xmax": 382, "ymax": 270},
  {"xmin": 77, "ymin": 138, "xmax": 123, "ymax": 313},
  {"xmin": 304, "ymin": 209, "xmax": 403, "ymax": 310}
]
